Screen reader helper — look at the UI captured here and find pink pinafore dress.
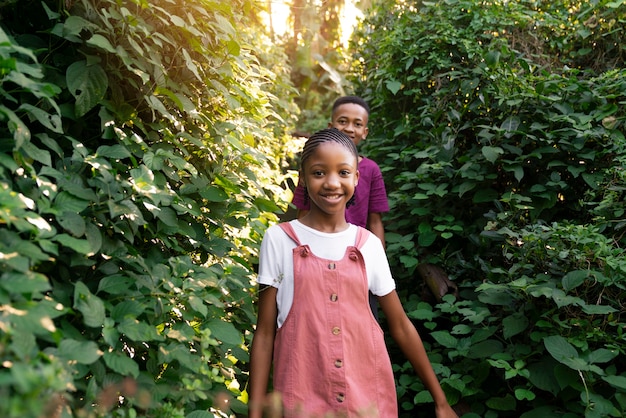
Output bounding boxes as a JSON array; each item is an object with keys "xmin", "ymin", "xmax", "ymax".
[{"xmin": 273, "ymin": 223, "xmax": 397, "ymax": 417}]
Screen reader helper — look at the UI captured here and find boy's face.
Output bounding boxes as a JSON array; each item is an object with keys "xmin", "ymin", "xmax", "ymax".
[{"xmin": 329, "ymin": 103, "xmax": 369, "ymax": 147}]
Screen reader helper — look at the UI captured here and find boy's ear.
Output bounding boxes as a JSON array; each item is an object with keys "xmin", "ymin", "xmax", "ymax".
[{"xmin": 327, "ymin": 121, "xmax": 333, "ymax": 128}]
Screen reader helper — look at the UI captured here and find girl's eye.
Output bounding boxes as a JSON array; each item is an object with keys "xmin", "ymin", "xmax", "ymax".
[
  {"xmin": 340, "ymin": 170, "xmax": 351, "ymax": 176},
  {"xmin": 312, "ymin": 170, "xmax": 324, "ymax": 176}
]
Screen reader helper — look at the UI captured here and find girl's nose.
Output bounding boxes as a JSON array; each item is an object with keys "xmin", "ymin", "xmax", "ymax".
[{"xmin": 324, "ymin": 173, "xmax": 341, "ymax": 187}]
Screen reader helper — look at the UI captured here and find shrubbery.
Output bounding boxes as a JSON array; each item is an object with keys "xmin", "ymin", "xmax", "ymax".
[
  {"xmin": 350, "ymin": 0, "xmax": 626, "ymax": 416},
  {"xmin": 0, "ymin": 1, "xmax": 297, "ymax": 416}
]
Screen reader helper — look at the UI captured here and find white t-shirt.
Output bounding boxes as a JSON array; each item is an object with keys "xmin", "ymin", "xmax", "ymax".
[{"xmin": 257, "ymin": 220, "xmax": 396, "ymax": 327}]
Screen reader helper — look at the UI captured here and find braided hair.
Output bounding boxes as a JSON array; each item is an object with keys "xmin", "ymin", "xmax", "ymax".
[{"xmin": 300, "ymin": 128, "xmax": 358, "ymax": 208}]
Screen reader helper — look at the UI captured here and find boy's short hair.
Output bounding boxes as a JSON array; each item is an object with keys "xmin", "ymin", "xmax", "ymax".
[{"xmin": 332, "ymin": 96, "xmax": 370, "ymax": 116}]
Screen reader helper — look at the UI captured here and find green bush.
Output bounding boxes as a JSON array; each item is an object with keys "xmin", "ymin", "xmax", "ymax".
[
  {"xmin": 0, "ymin": 0, "xmax": 296, "ymax": 416},
  {"xmin": 350, "ymin": 0, "xmax": 626, "ymax": 416}
]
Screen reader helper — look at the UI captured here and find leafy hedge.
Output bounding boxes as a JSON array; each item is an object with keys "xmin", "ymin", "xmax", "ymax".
[
  {"xmin": 0, "ymin": 0, "xmax": 296, "ymax": 417},
  {"xmin": 350, "ymin": 0, "xmax": 626, "ymax": 417}
]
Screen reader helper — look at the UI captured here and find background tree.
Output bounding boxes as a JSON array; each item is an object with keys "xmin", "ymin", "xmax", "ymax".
[{"xmin": 350, "ymin": 0, "xmax": 626, "ymax": 416}]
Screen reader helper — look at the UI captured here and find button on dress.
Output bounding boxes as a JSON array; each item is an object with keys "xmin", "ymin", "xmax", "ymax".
[{"xmin": 272, "ymin": 223, "xmax": 397, "ymax": 417}]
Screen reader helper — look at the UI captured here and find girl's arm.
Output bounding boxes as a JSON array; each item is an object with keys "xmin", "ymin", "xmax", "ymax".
[
  {"xmin": 379, "ymin": 291, "xmax": 458, "ymax": 418},
  {"xmin": 248, "ymin": 285, "xmax": 278, "ymax": 418}
]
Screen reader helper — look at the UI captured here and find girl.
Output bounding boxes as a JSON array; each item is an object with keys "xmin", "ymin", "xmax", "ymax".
[{"xmin": 249, "ymin": 128, "xmax": 458, "ymax": 418}]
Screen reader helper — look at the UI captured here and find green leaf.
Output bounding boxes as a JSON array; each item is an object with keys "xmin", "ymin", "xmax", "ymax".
[
  {"xmin": 58, "ymin": 339, "xmax": 102, "ymax": 364},
  {"xmin": 486, "ymin": 394, "xmax": 516, "ymax": 411},
  {"xmin": 103, "ymin": 351, "xmax": 139, "ymax": 378},
  {"xmin": 54, "ymin": 234, "xmax": 92, "ymax": 254},
  {"xmin": 98, "ymin": 274, "xmax": 133, "ymax": 295},
  {"xmin": 0, "ymin": 104, "xmax": 30, "ymax": 148},
  {"xmin": 18, "ymin": 104, "xmax": 63, "ymax": 133},
  {"xmin": 74, "ymin": 281, "xmax": 106, "ymax": 328},
  {"xmin": 385, "ymin": 79, "xmax": 402, "ymax": 95},
  {"xmin": 58, "ymin": 211, "xmax": 86, "ymax": 237},
  {"xmin": 482, "ymin": 146, "xmax": 504, "ymax": 163},
  {"xmin": 429, "ymin": 331, "xmax": 458, "ymax": 348},
  {"xmin": 0, "ymin": 272, "xmax": 51, "ymax": 295},
  {"xmin": 54, "ymin": 191, "xmax": 91, "ymax": 213},
  {"xmin": 580, "ymin": 304, "xmax": 617, "ymax": 315},
  {"xmin": 206, "ymin": 319, "xmax": 242, "ymax": 346},
  {"xmin": 201, "ymin": 186, "xmax": 229, "ymax": 202},
  {"xmin": 602, "ymin": 375, "xmax": 626, "ymax": 390},
  {"xmin": 118, "ymin": 318, "xmax": 163, "ymax": 342},
  {"xmin": 86, "ymin": 34, "xmax": 116, "ymax": 53},
  {"xmin": 66, "ymin": 60, "xmax": 108, "ymax": 117},
  {"xmin": 473, "ymin": 188, "xmax": 498, "ymax": 203},
  {"xmin": 96, "ymin": 144, "xmax": 131, "ymax": 159},
  {"xmin": 562, "ymin": 270, "xmax": 589, "ymax": 292},
  {"xmin": 502, "ymin": 312, "xmax": 529, "ymax": 339}
]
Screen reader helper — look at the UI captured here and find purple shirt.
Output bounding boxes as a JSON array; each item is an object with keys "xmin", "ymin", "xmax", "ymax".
[{"xmin": 292, "ymin": 156, "xmax": 389, "ymax": 227}]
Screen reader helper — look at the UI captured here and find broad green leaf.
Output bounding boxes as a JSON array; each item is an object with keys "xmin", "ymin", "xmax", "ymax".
[
  {"xmin": 0, "ymin": 272, "xmax": 51, "ymax": 295},
  {"xmin": 562, "ymin": 269, "xmax": 589, "ymax": 292},
  {"xmin": 502, "ymin": 312, "xmax": 529, "ymax": 339},
  {"xmin": 467, "ymin": 339, "xmax": 503, "ymax": 359},
  {"xmin": 486, "ymin": 394, "xmax": 516, "ymax": 411},
  {"xmin": 18, "ymin": 104, "xmax": 63, "ymax": 133},
  {"xmin": 74, "ymin": 281, "xmax": 105, "ymax": 328},
  {"xmin": 473, "ymin": 188, "xmax": 498, "ymax": 203},
  {"xmin": 118, "ymin": 318, "xmax": 163, "ymax": 342},
  {"xmin": 485, "ymin": 50, "xmax": 500, "ymax": 68},
  {"xmin": 10, "ymin": 329, "xmax": 37, "ymax": 360},
  {"xmin": 386, "ymin": 79, "xmax": 402, "ymax": 95},
  {"xmin": 85, "ymin": 222, "xmax": 102, "ymax": 254},
  {"xmin": 58, "ymin": 211, "xmax": 86, "ymax": 237},
  {"xmin": 500, "ymin": 116, "xmax": 520, "ymax": 133},
  {"xmin": 0, "ymin": 104, "xmax": 30, "ymax": 148},
  {"xmin": 103, "ymin": 351, "xmax": 139, "ymax": 378},
  {"xmin": 482, "ymin": 146, "xmax": 504, "ymax": 163},
  {"xmin": 429, "ymin": 331, "xmax": 458, "ymax": 348},
  {"xmin": 515, "ymin": 388, "xmax": 535, "ymax": 401},
  {"xmin": 206, "ymin": 319, "xmax": 242, "ymax": 346},
  {"xmin": 54, "ymin": 191, "xmax": 90, "ymax": 213},
  {"xmin": 580, "ymin": 304, "xmax": 617, "ymax": 315},
  {"xmin": 602, "ymin": 375, "xmax": 626, "ymax": 390},
  {"xmin": 58, "ymin": 339, "xmax": 102, "ymax": 364},
  {"xmin": 110, "ymin": 300, "xmax": 145, "ymax": 322},
  {"xmin": 66, "ymin": 61, "xmax": 108, "ymax": 117},
  {"xmin": 97, "ymin": 274, "xmax": 133, "ymax": 295},
  {"xmin": 96, "ymin": 144, "xmax": 131, "ymax": 159},
  {"xmin": 86, "ymin": 34, "xmax": 116, "ymax": 53},
  {"xmin": 587, "ymin": 348, "xmax": 618, "ymax": 364},
  {"xmin": 54, "ymin": 234, "xmax": 92, "ymax": 254}
]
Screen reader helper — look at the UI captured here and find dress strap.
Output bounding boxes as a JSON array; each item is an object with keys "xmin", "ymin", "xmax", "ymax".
[
  {"xmin": 354, "ymin": 226, "xmax": 370, "ymax": 249},
  {"xmin": 278, "ymin": 222, "xmax": 301, "ymax": 245}
]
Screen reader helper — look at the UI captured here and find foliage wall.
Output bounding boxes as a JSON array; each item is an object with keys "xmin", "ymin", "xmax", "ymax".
[
  {"xmin": 351, "ymin": 0, "xmax": 626, "ymax": 417},
  {"xmin": 0, "ymin": 0, "xmax": 297, "ymax": 417}
]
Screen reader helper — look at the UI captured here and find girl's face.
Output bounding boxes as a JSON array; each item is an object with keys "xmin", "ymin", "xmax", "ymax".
[{"xmin": 303, "ymin": 141, "xmax": 359, "ymax": 216}]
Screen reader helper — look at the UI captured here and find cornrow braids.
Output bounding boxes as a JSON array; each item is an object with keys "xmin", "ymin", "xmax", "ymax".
[
  {"xmin": 300, "ymin": 128, "xmax": 359, "ymax": 175},
  {"xmin": 332, "ymin": 96, "xmax": 370, "ymax": 116}
]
